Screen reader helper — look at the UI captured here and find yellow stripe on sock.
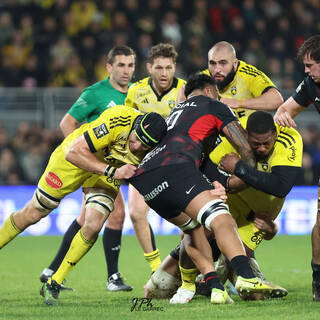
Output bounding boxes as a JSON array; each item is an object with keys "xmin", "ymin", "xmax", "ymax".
[{"xmin": 144, "ymin": 248, "xmax": 161, "ymax": 272}]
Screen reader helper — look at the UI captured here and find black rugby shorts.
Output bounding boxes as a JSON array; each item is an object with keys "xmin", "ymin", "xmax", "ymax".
[{"xmin": 130, "ymin": 162, "xmax": 213, "ymax": 219}]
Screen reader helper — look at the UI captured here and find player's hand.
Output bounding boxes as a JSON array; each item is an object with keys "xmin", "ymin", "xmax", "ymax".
[
  {"xmin": 220, "ymin": 97, "xmax": 239, "ymax": 109},
  {"xmin": 274, "ymin": 110, "xmax": 297, "ymax": 128},
  {"xmin": 253, "ymin": 212, "xmax": 276, "ymax": 236},
  {"xmin": 114, "ymin": 164, "xmax": 137, "ymax": 179},
  {"xmin": 218, "ymin": 152, "xmax": 241, "ymax": 174},
  {"xmin": 210, "ymin": 181, "xmax": 227, "ymax": 202}
]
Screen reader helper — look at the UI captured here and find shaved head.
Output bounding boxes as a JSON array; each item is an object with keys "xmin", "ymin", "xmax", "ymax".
[
  {"xmin": 208, "ymin": 41, "xmax": 238, "ymax": 90},
  {"xmin": 208, "ymin": 41, "xmax": 236, "ymax": 60}
]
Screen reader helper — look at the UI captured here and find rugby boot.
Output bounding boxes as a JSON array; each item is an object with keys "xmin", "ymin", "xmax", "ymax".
[
  {"xmin": 235, "ymin": 276, "xmax": 273, "ymax": 295},
  {"xmin": 42, "ymin": 280, "xmax": 60, "ymax": 306},
  {"xmin": 106, "ymin": 272, "xmax": 133, "ymax": 291},
  {"xmin": 210, "ymin": 288, "xmax": 234, "ymax": 304}
]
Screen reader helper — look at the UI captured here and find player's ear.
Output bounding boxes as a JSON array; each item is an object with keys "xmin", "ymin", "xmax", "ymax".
[
  {"xmin": 146, "ymin": 62, "xmax": 152, "ymax": 74},
  {"xmin": 106, "ymin": 63, "xmax": 112, "ymax": 73},
  {"xmin": 233, "ymin": 58, "xmax": 238, "ymax": 69}
]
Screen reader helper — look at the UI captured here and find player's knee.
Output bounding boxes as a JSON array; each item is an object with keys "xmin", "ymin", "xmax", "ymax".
[
  {"xmin": 197, "ymin": 199, "xmax": 230, "ymax": 231},
  {"xmin": 106, "ymin": 210, "xmax": 124, "ymax": 229},
  {"xmin": 85, "ymin": 192, "xmax": 114, "ymax": 218},
  {"xmin": 31, "ymin": 188, "xmax": 60, "ymax": 216},
  {"xmin": 129, "ymin": 208, "xmax": 147, "ymax": 224}
]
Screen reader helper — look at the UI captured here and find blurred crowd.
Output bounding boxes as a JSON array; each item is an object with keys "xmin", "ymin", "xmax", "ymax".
[
  {"xmin": 1, "ymin": 120, "xmax": 320, "ymax": 186},
  {"xmin": 1, "ymin": 0, "xmax": 320, "ymax": 186},
  {"xmin": 0, "ymin": 0, "xmax": 319, "ymax": 88}
]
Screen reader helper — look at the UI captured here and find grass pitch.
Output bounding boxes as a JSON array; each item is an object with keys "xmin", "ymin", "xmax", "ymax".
[{"xmin": 0, "ymin": 235, "xmax": 320, "ymax": 320}]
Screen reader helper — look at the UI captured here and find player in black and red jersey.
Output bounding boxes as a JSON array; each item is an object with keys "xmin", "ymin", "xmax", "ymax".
[{"xmin": 129, "ymin": 73, "xmax": 275, "ymax": 305}]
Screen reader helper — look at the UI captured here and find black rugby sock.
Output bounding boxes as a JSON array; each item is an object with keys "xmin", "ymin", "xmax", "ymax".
[
  {"xmin": 49, "ymin": 219, "xmax": 81, "ymax": 272},
  {"xmin": 312, "ymin": 261, "xmax": 320, "ymax": 282},
  {"xmin": 103, "ymin": 227, "xmax": 122, "ymax": 277},
  {"xmin": 204, "ymin": 271, "xmax": 224, "ymax": 290},
  {"xmin": 230, "ymin": 255, "xmax": 255, "ymax": 279}
]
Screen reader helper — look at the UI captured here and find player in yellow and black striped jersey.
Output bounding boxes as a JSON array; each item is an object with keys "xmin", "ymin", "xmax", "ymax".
[
  {"xmin": 203, "ymin": 41, "xmax": 283, "ymax": 119},
  {"xmin": 0, "ymin": 106, "xmax": 167, "ymax": 305},
  {"xmin": 200, "ymin": 111, "xmax": 302, "ymax": 298},
  {"xmin": 125, "ymin": 76, "xmax": 185, "ymax": 118},
  {"xmin": 207, "ymin": 113, "xmax": 303, "ymax": 251},
  {"xmin": 125, "ymin": 43, "xmax": 186, "ymax": 273}
]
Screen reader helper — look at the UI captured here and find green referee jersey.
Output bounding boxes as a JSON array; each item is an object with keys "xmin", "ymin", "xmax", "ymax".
[{"xmin": 68, "ymin": 78, "xmax": 130, "ymax": 123}]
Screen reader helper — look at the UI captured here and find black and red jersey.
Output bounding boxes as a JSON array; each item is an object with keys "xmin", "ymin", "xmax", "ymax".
[
  {"xmin": 293, "ymin": 75, "xmax": 320, "ymax": 112},
  {"xmin": 135, "ymin": 95, "xmax": 238, "ymax": 175}
]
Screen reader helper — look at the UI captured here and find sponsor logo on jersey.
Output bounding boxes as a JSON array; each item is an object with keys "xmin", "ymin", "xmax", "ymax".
[
  {"xmin": 143, "ymin": 181, "xmax": 169, "ymax": 201},
  {"xmin": 106, "ymin": 100, "xmax": 116, "ymax": 108},
  {"xmin": 93, "ymin": 123, "xmax": 109, "ymax": 139},
  {"xmin": 231, "ymin": 86, "xmax": 237, "ymax": 95},
  {"xmin": 288, "ymin": 145, "xmax": 297, "ymax": 162},
  {"xmin": 45, "ymin": 172, "xmax": 63, "ymax": 189},
  {"xmin": 251, "ymin": 230, "xmax": 264, "ymax": 245}
]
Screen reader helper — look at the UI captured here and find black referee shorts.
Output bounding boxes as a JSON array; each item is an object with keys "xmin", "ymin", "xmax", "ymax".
[{"xmin": 130, "ymin": 162, "xmax": 213, "ymax": 219}]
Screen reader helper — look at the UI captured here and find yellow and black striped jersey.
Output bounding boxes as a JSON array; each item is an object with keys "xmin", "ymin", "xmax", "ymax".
[
  {"xmin": 61, "ymin": 105, "xmax": 143, "ymax": 167},
  {"xmin": 125, "ymin": 76, "xmax": 186, "ymax": 119},
  {"xmin": 210, "ymin": 116, "xmax": 303, "ymax": 169},
  {"xmin": 203, "ymin": 60, "xmax": 276, "ymax": 119},
  {"xmin": 209, "ymin": 116, "xmax": 303, "ymax": 220}
]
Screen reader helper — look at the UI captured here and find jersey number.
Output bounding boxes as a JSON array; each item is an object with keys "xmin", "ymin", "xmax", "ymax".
[{"xmin": 166, "ymin": 110, "xmax": 183, "ymax": 130}]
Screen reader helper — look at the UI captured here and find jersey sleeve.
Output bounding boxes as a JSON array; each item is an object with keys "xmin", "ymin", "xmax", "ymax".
[
  {"xmin": 240, "ymin": 62, "xmax": 277, "ymax": 97},
  {"xmin": 68, "ymin": 88, "xmax": 97, "ymax": 122},
  {"xmin": 292, "ymin": 78, "xmax": 313, "ymax": 107},
  {"xmin": 271, "ymin": 127, "xmax": 303, "ymax": 168}
]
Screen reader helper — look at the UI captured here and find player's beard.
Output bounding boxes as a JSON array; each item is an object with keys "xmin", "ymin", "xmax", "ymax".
[{"xmin": 217, "ymin": 67, "xmax": 236, "ymax": 90}]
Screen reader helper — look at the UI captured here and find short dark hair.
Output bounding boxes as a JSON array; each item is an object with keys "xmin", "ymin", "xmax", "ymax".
[
  {"xmin": 297, "ymin": 35, "xmax": 320, "ymax": 63},
  {"xmin": 107, "ymin": 45, "xmax": 136, "ymax": 64},
  {"xmin": 247, "ymin": 111, "xmax": 276, "ymax": 134},
  {"xmin": 147, "ymin": 43, "xmax": 178, "ymax": 64},
  {"xmin": 184, "ymin": 73, "xmax": 217, "ymax": 97}
]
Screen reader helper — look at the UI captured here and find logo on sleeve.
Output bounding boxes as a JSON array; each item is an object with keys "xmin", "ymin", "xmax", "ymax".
[{"xmin": 93, "ymin": 123, "xmax": 109, "ymax": 139}]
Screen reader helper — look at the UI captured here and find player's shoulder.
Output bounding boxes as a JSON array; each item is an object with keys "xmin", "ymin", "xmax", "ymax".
[
  {"xmin": 87, "ymin": 78, "xmax": 109, "ymax": 90},
  {"xmin": 238, "ymin": 60, "xmax": 264, "ymax": 76},
  {"xmin": 276, "ymin": 124, "xmax": 303, "ymax": 148},
  {"xmin": 129, "ymin": 77, "xmax": 150, "ymax": 89},
  {"xmin": 176, "ymin": 77, "xmax": 186, "ymax": 88}
]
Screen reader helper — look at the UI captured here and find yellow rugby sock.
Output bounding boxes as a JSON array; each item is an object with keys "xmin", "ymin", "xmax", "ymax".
[
  {"xmin": 179, "ymin": 265, "xmax": 197, "ymax": 292},
  {"xmin": 0, "ymin": 213, "xmax": 22, "ymax": 249},
  {"xmin": 144, "ymin": 248, "xmax": 161, "ymax": 272},
  {"xmin": 51, "ymin": 229, "xmax": 95, "ymax": 285}
]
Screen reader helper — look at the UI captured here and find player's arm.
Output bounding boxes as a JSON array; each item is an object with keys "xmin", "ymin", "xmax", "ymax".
[
  {"xmin": 274, "ymin": 97, "xmax": 305, "ymax": 128},
  {"xmin": 219, "ymin": 152, "xmax": 300, "ymax": 198},
  {"xmin": 221, "ymin": 120, "xmax": 255, "ymax": 167},
  {"xmin": 60, "ymin": 113, "xmax": 80, "ymax": 137},
  {"xmin": 65, "ymin": 135, "xmax": 137, "ymax": 179},
  {"xmin": 221, "ymin": 87, "xmax": 283, "ymax": 111}
]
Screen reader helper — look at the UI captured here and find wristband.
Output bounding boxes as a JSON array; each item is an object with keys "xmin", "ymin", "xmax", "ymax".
[{"xmin": 104, "ymin": 165, "xmax": 116, "ymax": 178}]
